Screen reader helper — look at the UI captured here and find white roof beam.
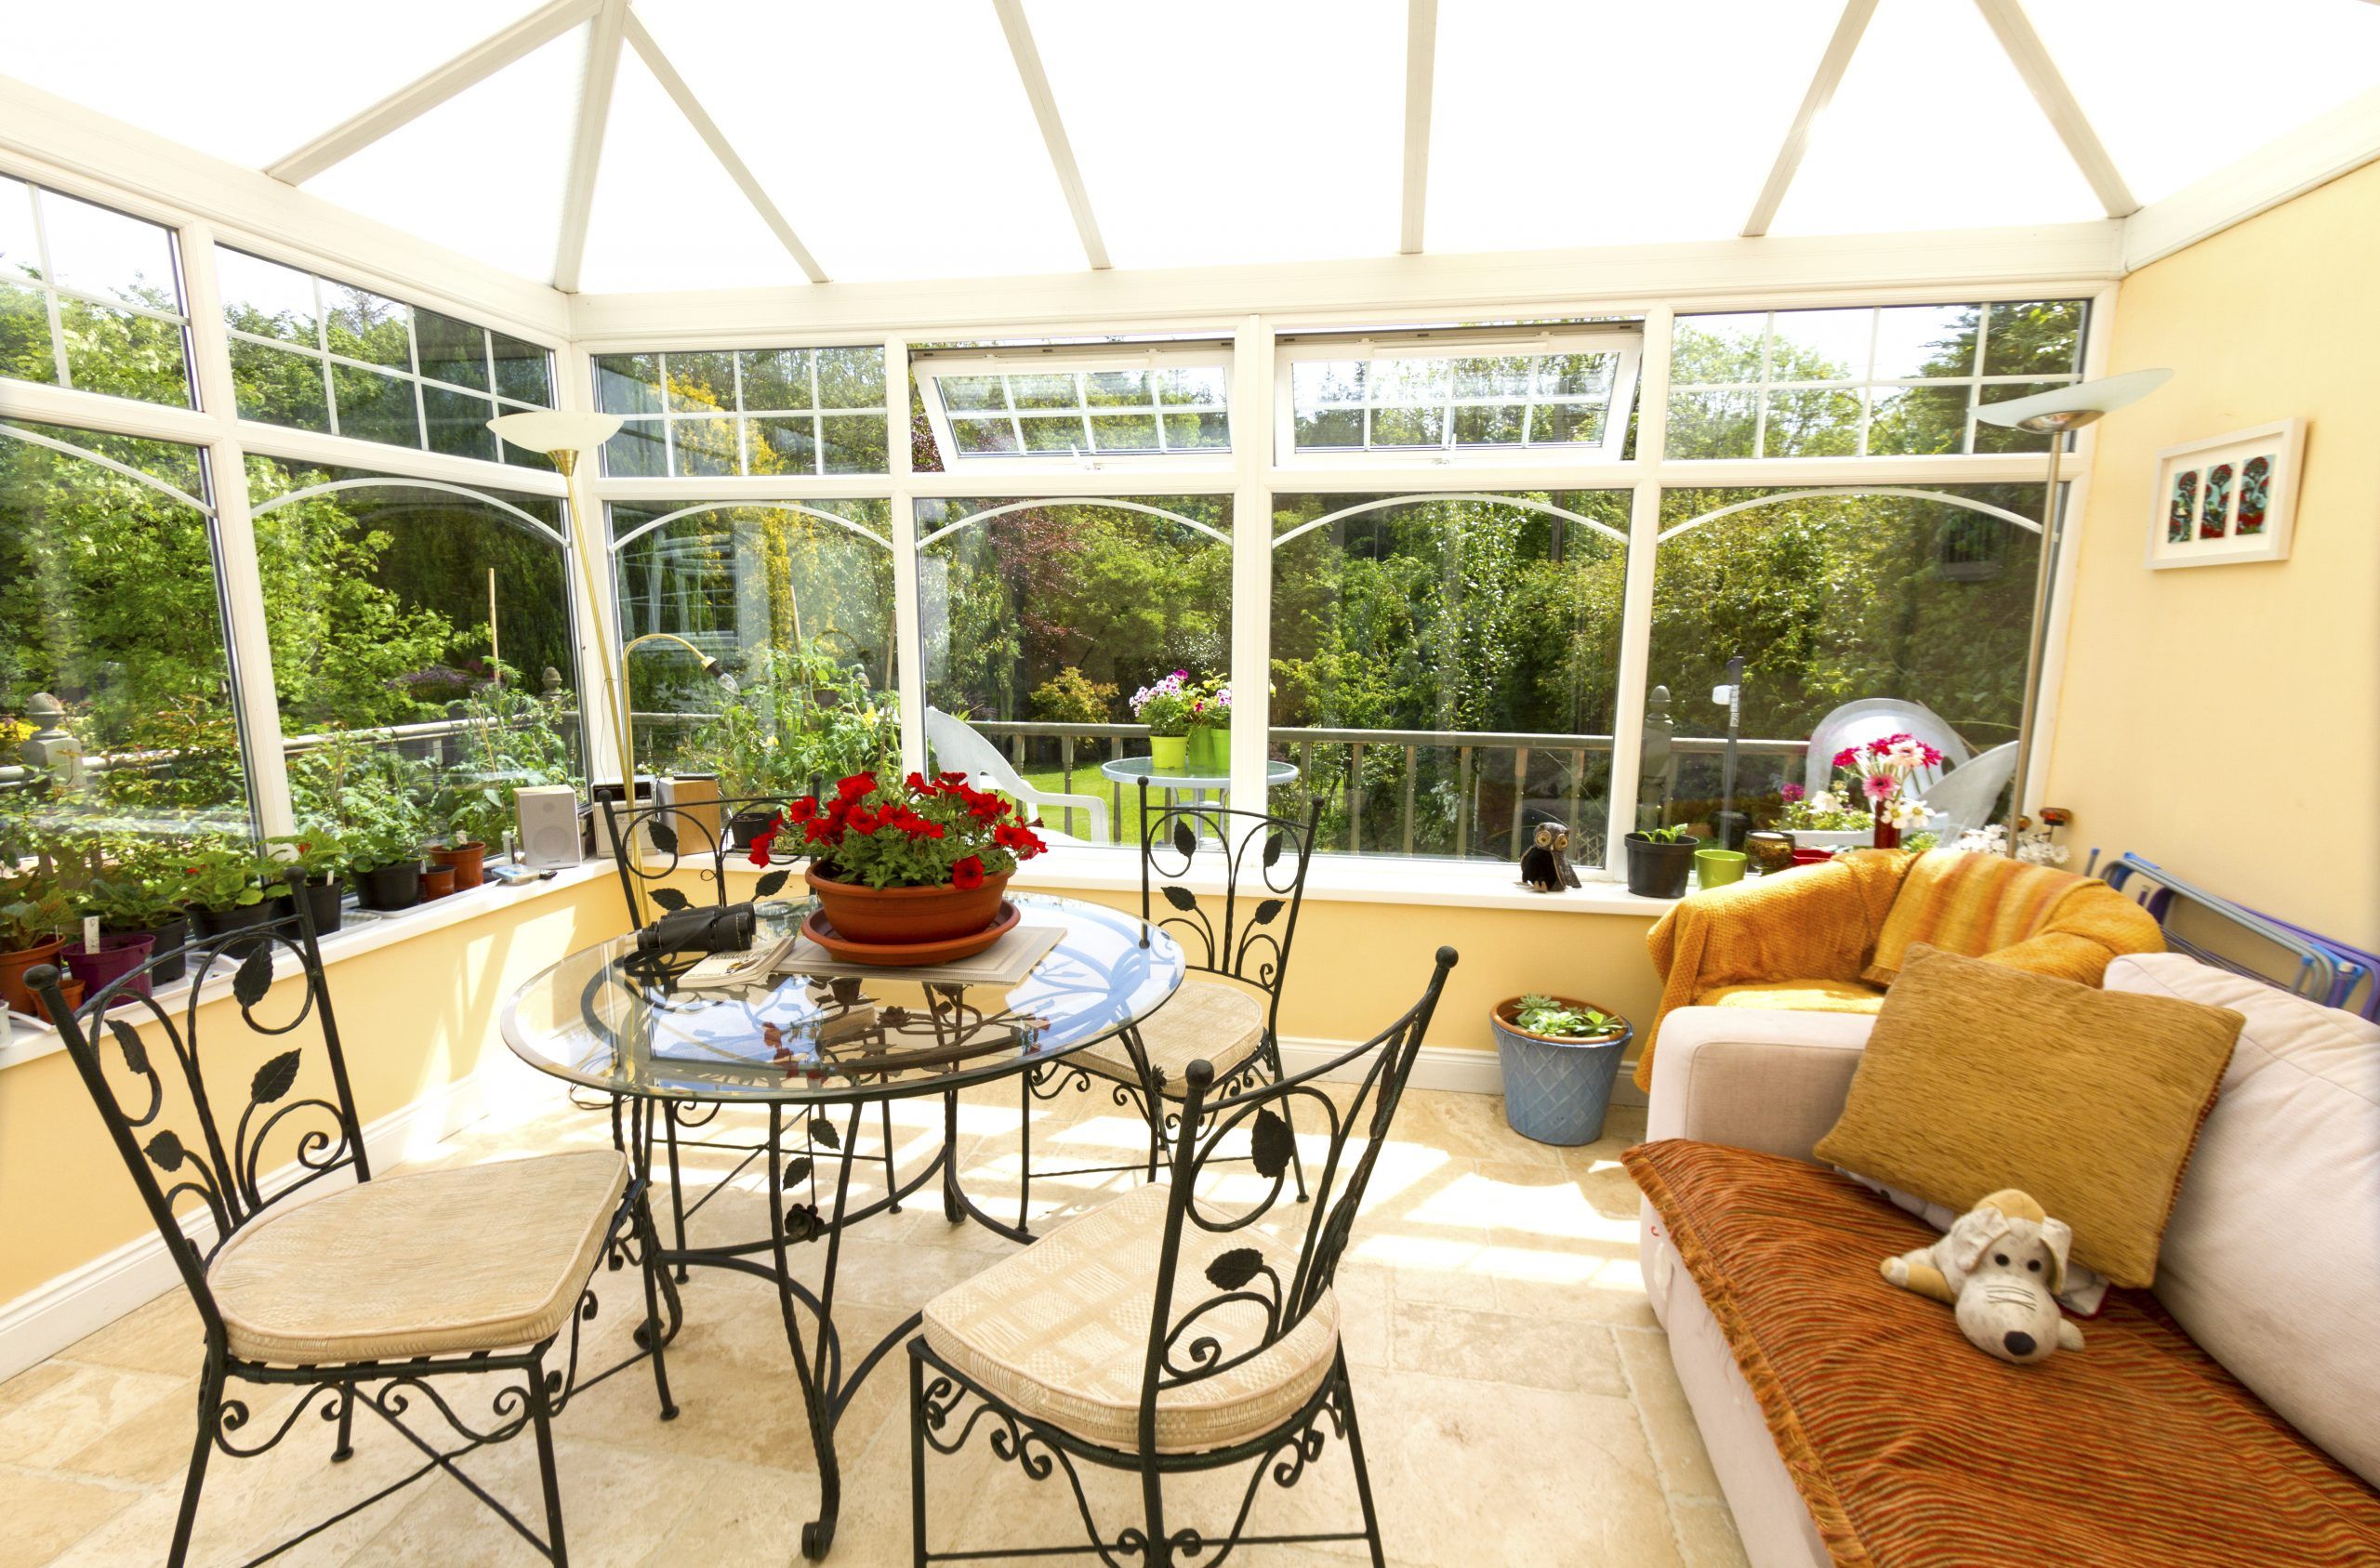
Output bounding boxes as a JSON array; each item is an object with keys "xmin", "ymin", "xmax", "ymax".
[
  {"xmin": 553, "ymin": 0, "xmax": 628, "ymax": 294},
  {"xmin": 266, "ymin": 0, "xmax": 602, "ymax": 185},
  {"xmin": 1973, "ymin": 0, "xmax": 2137, "ymax": 217},
  {"xmin": 992, "ymin": 0, "xmax": 1110, "ymax": 270},
  {"xmin": 1741, "ymin": 0, "xmax": 1876, "ymax": 238},
  {"xmin": 1399, "ymin": 0, "xmax": 1438, "ymax": 255},
  {"xmin": 623, "ymin": 11, "xmax": 827, "ymax": 283}
]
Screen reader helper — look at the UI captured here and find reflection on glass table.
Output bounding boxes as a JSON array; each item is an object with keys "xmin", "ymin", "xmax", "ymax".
[{"xmin": 1097, "ymin": 755, "xmax": 1300, "ymax": 793}]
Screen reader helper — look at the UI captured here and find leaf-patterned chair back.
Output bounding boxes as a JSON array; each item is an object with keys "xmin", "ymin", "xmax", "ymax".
[
  {"xmin": 33, "ymin": 895, "xmax": 364, "ymax": 1344},
  {"xmin": 600, "ymin": 786, "xmax": 821, "ymax": 929},
  {"xmin": 1136, "ymin": 784, "xmax": 1320, "ymax": 1025},
  {"xmin": 1135, "ymin": 946, "xmax": 1457, "ymax": 1450}
]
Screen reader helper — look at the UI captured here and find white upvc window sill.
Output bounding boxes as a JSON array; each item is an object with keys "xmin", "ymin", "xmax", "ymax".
[
  {"xmin": 0, "ymin": 859, "xmax": 620, "ymax": 1073},
  {"xmin": 1010, "ymin": 844, "xmax": 1682, "ymax": 916}
]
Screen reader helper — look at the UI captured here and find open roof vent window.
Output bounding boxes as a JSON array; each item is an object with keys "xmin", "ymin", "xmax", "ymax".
[
  {"xmin": 914, "ymin": 345, "xmax": 1232, "ymax": 469},
  {"xmin": 1278, "ymin": 326, "xmax": 1642, "ymax": 464}
]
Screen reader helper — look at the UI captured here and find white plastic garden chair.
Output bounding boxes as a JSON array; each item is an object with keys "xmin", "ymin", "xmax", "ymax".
[
  {"xmin": 1920, "ymin": 742, "xmax": 2018, "ymax": 837},
  {"xmin": 1802, "ymin": 698, "xmax": 1973, "ymax": 795},
  {"xmin": 923, "ymin": 706, "xmax": 1110, "ymax": 845}
]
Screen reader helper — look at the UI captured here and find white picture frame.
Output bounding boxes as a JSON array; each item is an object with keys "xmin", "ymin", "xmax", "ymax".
[{"xmin": 2147, "ymin": 418, "xmax": 2307, "ymax": 569}]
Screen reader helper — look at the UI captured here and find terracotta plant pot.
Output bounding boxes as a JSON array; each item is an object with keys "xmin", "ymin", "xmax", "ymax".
[
  {"xmin": 804, "ymin": 865, "xmax": 1012, "ymax": 946},
  {"xmin": 420, "ymin": 864, "xmax": 456, "ymax": 902},
  {"xmin": 62, "ymin": 932, "xmax": 156, "ymax": 1007},
  {"xmin": 30, "ymin": 970, "xmax": 85, "ymax": 1025},
  {"xmin": 358, "ymin": 862, "xmax": 422, "ymax": 912},
  {"xmin": 430, "ymin": 841, "xmax": 485, "ymax": 889},
  {"xmin": 0, "ymin": 936, "xmax": 68, "ymax": 1015}
]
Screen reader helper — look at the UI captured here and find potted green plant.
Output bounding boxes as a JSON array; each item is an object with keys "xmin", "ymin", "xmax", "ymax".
[
  {"xmin": 85, "ymin": 834, "xmax": 192, "ymax": 983},
  {"xmin": 751, "ymin": 770, "xmax": 1050, "ymax": 964},
  {"xmin": 180, "ymin": 835, "xmax": 276, "ymax": 955},
  {"xmin": 347, "ymin": 782, "xmax": 429, "ymax": 912},
  {"xmin": 1623, "ymin": 824, "xmax": 1701, "ymax": 899},
  {"xmin": 0, "ymin": 864, "xmax": 73, "ymax": 1015},
  {"xmin": 1488, "ymin": 995, "xmax": 1634, "ymax": 1146},
  {"xmin": 268, "ymin": 830, "xmax": 347, "ymax": 935},
  {"xmin": 1130, "ymin": 670, "xmax": 1194, "ymax": 772},
  {"xmin": 428, "ymin": 776, "xmax": 509, "ymax": 889},
  {"xmin": 1184, "ymin": 676, "xmax": 1233, "ymax": 774}
]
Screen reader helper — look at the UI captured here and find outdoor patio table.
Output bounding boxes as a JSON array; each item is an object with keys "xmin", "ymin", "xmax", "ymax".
[
  {"xmin": 1097, "ymin": 754, "xmax": 1300, "ymax": 795},
  {"xmin": 499, "ymin": 893, "xmax": 1184, "ymax": 1560}
]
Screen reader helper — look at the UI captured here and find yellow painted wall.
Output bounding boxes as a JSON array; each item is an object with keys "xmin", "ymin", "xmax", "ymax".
[
  {"xmin": 2045, "ymin": 162, "xmax": 2380, "ymax": 952},
  {"xmin": 0, "ymin": 876, "xmax": 632, "ymax": 1305}
]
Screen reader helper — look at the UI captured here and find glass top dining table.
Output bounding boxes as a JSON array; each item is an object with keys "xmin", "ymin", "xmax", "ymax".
[{"xmin": 499, "ymin": 892, "xmax": 1185, "ymax": 1106}]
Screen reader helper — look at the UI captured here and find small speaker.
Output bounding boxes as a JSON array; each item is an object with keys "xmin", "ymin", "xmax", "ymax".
[{"xmin": 515, "ymin": 784, "xmax": 584, "ymax": 870}]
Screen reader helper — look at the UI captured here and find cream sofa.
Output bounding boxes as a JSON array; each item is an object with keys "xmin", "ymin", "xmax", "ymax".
[{"xmin": 1636, "ymin": 953, "xmax": 2380, "ymax": 1566}]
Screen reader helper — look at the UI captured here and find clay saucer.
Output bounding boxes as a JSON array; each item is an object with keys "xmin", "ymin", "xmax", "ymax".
[{"xmin": 800, "ymin": 901, "xmax": 1020, "ymax": 968}]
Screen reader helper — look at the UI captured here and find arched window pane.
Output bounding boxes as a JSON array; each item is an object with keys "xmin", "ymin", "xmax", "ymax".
[{"xmin": 1269, "ymin": 491, "xmax": 1631, "ymax": 864}]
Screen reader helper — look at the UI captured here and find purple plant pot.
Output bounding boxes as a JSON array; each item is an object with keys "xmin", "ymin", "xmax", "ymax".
[{"xmin": 61, "ymin": 933, "xmax": 156, "ymax": 1007}]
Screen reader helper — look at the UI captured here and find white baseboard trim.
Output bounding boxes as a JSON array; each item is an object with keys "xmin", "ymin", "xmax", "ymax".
[
  {"xmin": 1276, "ymin": 1036, "xmax": 1648, "ymax": 1109},
  {"xmin": 0, "ymin": 1071, "xmax": 488, "ymax": 1383}
]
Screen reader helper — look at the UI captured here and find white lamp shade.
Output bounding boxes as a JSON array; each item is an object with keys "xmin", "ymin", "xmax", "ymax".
[
  {"xmin": 1975, "ymin": 367, "xmax": 2173, "ymax": 428},
  {"xmin": 487, "ymin": 409, "xmax": 624, "ymax": 456}
]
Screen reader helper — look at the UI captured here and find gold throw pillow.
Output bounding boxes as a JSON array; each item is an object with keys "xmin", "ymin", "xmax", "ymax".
[{"xmin": 1813, "ymin": 944, "xmax": 2241, "ymax": 1287}]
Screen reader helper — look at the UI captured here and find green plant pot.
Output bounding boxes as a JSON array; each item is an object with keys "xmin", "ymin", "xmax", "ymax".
[
  {"xmin": 1693, "ymin": 848, "xmax": 1748, "ymax": 889},
  {"xmin": 1149, "ymin": 735, "xmax": 1188, "ymax": 773},
  {"xmin": 1185, "ymin": 726, "xmax": 1230, "ymax": 775}
]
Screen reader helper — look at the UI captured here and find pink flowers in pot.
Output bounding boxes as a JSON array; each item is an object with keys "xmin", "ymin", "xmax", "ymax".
[{"xmin": 1828, "ymin": 732, "xmax": 1942, "ymax": 822}]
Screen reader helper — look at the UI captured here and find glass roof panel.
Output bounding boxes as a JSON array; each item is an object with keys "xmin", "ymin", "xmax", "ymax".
[
  {"xmin": 1021, "ymin": 0, "xmax": 1403, "ymax": 268},
  {"xmin": 1771, "ymin": 0, "xmax": 2102, "ymax": 236},
  {"xmin": 1429, "ymin": 1, "xmax": 1827, "ymax": 251},
  {"xmin": 304, "ymin": 23, "xmax": 588, "ymax": 282},
  {"xmin": 2022, "ymin": 0, "xmax": 2380, "ymax": 205},
  {"xmin": 575, "ymin": 47, "xmax": 809, "ymax": 292},
  {"xmin": 638, "ymin": 0, "xmax": 1081, "ymax": 282},
  {"xmin": 0, "ymin": 0, "xmax": 550, "ymax": 167}
]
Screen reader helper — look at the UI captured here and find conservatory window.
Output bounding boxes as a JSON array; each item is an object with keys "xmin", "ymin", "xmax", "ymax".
[
  {"xmin": 0, "ymin": 175, "xmax": 193, "ymax": 408},
  {"xmin": 0, "ymin": 420, "xmax": 250, "ymax": 830},
  {"xmin": 916, "ymin": 494, "xmax": 1232, "ymax": 842},
  {"xmin": 1280, "ymin": 328, "xmax": 1642, "ymax": 462},
  {"xmin": 217, "ymin": 247, "xmax": 556, "ymax": 468},
  {"xmin": 1269, "ymin": 490, "xmax": 1632, "ymax": 864},
  {"xmin": 244, "ymin": 460, "xmax": 584, "ymax": 843},
  {"xmin": 913, "ymin": 348, "xmax": 1233, "ymax": 468},
  {"xmin": 1643, "ymin": 484, "xmax": 2049, "ymax": 838},
  {"xmin": 608, "ymin": 499, "xmax": 897, "ymax": 787},
  {"xmin": 1667, "ymin": 301, "xmax": 2086, "ymax": 460},
  {"xmin": 591, "ymin": 347, "xmax": 889, "ymax": 479}
]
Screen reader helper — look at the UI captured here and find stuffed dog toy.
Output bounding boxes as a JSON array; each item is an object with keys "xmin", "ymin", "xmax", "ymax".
[{"xmin": 1882, "ymin": 1188, "xmax": 2083, "ymax": 1365}]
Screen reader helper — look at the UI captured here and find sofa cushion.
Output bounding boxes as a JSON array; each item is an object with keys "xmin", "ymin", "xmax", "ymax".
[
  {"xmin": 1695, "ymin": 978, "xmax": 1884, "ymax": 1013},
  {"xmin": 1812, "ymin": 944, "xmax": 2241, "ymax": 1286},
  {"xmin": 1858, "ymin": 850, "xmax": 2162, "ymax": 988},
  {"xmin": 1624, "ymin": 1138, "xmax": 2380, "ymax": 1568},
  {"xmin": 2107, "ymin": 954, "xmax": 2380, "ymax": 1488}
]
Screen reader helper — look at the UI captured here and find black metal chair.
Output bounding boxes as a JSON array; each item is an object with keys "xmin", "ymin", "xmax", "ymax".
[
  {"xmin": 595, "ymin": 787, "xmax": 903, "ymax": 1275},
  {"xmin": 35, "ymin": 893, "xmax": 681, "ymax": 1567},
  {"xmin": 1028, "ymin": 786, "xmax": 1322, "ymax": 1194},
  {"xmin": 908, "ymin": 946, "xmax": 1457, "ymax": 1567}
]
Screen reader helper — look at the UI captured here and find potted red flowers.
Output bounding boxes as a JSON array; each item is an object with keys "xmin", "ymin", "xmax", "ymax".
[{"xmin": 750, "ymin": 770, "xmax": 1049, "ymax": 960}]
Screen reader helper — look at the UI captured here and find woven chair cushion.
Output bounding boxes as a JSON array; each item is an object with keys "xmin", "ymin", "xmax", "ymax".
[
  {"xmin": 1078, "ymin": 978, "xmax": 1266, "ymax": 1099},
  {"xmin": 922, "ymin": 1183, "xmax": 1339, "ymax": 1454},
  {"xmin": 208, "ymin": 1150, "xmax": 628, "ymax": 1364}
]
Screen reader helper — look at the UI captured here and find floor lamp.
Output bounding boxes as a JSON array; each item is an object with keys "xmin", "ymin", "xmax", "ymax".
[
  {"xmin": 487, "ymin": 411, "xmax": 631, "ymax": 797},
  {"xmin": 1974, "ymin": 367, "xmax": 2171, "ymax": 855}
]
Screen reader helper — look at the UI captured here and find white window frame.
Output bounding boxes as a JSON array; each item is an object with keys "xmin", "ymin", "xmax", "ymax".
[
  {"xmin": 3, "ymin": 173, "xmax": 196, "ymax": 407},
  {"xmin": 590, "ymin": 343, "xmax": 892, "ymax": 480},
  {"xmin": 1273, "ymin": 324, "xmax": 1643, "ymax": 470},
  {"xmin": 913, "ymin": 342, "xmax": 1236, "ymax": 475}
]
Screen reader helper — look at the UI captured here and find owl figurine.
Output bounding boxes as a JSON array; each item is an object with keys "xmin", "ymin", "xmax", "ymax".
[{"xmin": 1519, "ymin": 821, "xmax": 1582, "ymax": 892}]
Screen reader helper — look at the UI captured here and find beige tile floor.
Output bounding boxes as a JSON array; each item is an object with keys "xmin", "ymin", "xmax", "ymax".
[{"xmin": 0, "ymin": 1079, "xmax": 1743, "ymax": 1567}]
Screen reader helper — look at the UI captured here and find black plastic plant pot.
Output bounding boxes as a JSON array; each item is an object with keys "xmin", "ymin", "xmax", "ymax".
[
  {"xmin": 113, "ymin": 914, "xmax": 189, "ymax": 984},
  {"xmin": 194, "ymin": 900, "xmax": 275, "ymax": 958},
  {"xmin": 301, "ymin": 876, "xmax": 345, "ymax": 936},
  {"xmin": 1624, "ymin": 833, "xmax": 1701, "ymax": 900},
  {"xmin": 358, "ymin": 861, "xmax": 423, "ymax": 912},
  {"xmin": 727, "ymin": 810, "xmax": 776, "ymax": 850}
]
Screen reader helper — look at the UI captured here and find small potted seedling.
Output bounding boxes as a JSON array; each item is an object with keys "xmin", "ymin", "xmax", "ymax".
[
  {"xmin": 1489, "ymin": 994, "xmax": 1635, "ymax": 1146},
  {"xmin": 1623, "ymin": 824, "xmax": 1700, "ymax": 899}
]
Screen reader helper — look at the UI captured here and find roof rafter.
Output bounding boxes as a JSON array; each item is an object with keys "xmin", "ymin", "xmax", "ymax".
[
  {"xmin": 266, "ymin": 0, "xmax": 602, "ymax": 185},
  {"xmin": 623, "ymin": 11, "xmax": 827, "ymax": 283},
  {"xmin": 1972, "ymin": 0, "xmax": 2137, "ymax": 217},
  {"xmin": 1741, "ymin": 0, "xmax": 1876, "ymax": 238},
  {"xmin": 553, "ymin": 0, "xmax": 628, "ymax": 293},
  {"xmin": 991, "ymin": 0, "xmax": 1110, "ymax": 271},
  {"xmin": 1399, "ymin": 0, "xmax": 1438, "ymax": 255}
]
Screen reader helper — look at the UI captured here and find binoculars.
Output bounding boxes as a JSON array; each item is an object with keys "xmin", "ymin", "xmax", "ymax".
[{"xmin": 635, "ymin": 902, "xmax": 757, "ymax": 956}]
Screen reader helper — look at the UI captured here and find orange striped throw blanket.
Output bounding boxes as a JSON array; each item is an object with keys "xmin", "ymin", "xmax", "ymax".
[
  {"xmin": 1626, "ymin": 1140, "xmax": 2380, "ymax": 1567},
  {"xmin": 1635, "ymin": 850, "xmax": 2162, "ymax": 1091}
]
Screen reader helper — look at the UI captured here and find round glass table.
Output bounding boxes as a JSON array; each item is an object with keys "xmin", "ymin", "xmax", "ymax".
[
  {"xmin": 500, "ymin": 893, "xmax": 1183, "ymax": 1559},
  {"xmin": 1098, "ymin": 754, "xmax": 1300, "ymax": 793}
]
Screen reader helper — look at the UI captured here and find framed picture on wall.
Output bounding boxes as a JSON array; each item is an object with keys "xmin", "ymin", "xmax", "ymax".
[{"xmin": 2147, "ymin": 418, "xmax": 2307, "ymax": 569}]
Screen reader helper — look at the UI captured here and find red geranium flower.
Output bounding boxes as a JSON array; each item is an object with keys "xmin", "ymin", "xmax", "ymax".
[
  {"xmin": 950, "ymin": 855, "xmax": 985, "ymax": 890},
  {"xmin": 747, "ymin": 812, "xmax": 785, "ymax": 865},
  {"xmin": 837, "ymin": 771, "xmax": 878, "ymax": 802}
]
